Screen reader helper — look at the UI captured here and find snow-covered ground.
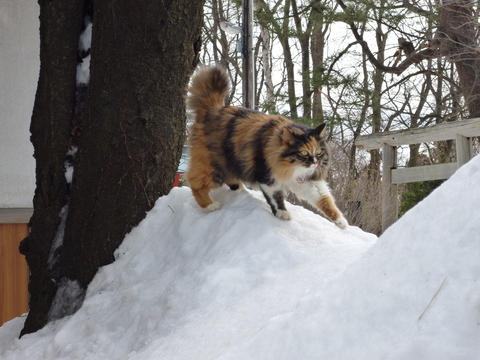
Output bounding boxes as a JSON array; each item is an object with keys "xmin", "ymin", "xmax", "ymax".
[{"xmin": 1, "ymin": 155, "xmax": 479, "ymax": 360}]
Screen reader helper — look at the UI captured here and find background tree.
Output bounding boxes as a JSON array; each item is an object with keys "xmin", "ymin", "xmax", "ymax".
[
  {"xmin": 20, "ymin": 0, "xmax": 204, "ymax": 336},
  {"xmin": 199, "ymin": 0, "xmax": 479, "ymax": 234},
  {"xmin": 336, "ymin": 0, "xmax": 480, "ymax": 117}
]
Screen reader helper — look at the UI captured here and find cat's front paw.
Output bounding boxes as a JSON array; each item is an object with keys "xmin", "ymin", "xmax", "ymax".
[
  {"xmin": 335, "ymin": 216, "xmax": 348, "ymax": 229},
  {"xmin": 205, "ymin": 201, "xmax": 221, "ymax": 212},
  {"xmin": 275, "ymin": 209, "xmax": 292, "ymax": 220}
]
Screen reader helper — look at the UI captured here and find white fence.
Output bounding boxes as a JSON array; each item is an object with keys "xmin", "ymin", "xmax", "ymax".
[{"xmin": 355, "ymin": 117, "xmax": 480, "ymax": 232}]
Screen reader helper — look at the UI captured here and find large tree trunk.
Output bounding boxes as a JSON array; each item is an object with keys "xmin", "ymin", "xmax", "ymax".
[
  {"xmin": 20, "ymin": 0, "xmax": 204, "ymax": 336},
  {"xmin": 19, "ymin": 0, "xmax": 85, "ymax": 337},
  {"xmin": 437, "ymin": 0, "xmax": 480, "ymax": 117}
]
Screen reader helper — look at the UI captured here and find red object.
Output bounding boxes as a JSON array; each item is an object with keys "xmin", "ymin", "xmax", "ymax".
[{"xmin": 173, "ymin": 173, "xmax": 181, "ymax": 187}]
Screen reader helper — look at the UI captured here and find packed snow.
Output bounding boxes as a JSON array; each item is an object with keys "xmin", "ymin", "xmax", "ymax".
[
  {"xmin": 1, "ymin": 155, "xmax": 480, "ymax": 359},
  {"xmin": 76, "ymin": 17, "xmax": 92, "ymax": 85}
]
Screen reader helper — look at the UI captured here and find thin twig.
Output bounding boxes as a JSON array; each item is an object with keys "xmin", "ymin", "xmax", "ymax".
[{"xmin": 418, "ymin": 277, "xmax": 448, "ymax": 321}]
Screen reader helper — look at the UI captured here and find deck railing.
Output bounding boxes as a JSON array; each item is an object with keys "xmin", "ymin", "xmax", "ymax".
[{"xmin": 355, "ymin": 117, "xmax": 480, "ymax": 232}]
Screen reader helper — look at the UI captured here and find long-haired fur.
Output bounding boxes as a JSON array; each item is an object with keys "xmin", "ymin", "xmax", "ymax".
[{"xmin": 186, "ymin": 66, "xmax": 347, "ymax": 228}]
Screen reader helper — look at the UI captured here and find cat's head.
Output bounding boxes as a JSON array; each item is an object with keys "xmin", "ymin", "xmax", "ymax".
[{"xmin": 280, "ymin": 123, "xmax": 330, "ymax": 181}]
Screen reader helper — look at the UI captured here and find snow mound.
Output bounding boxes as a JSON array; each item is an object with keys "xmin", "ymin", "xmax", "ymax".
[
  {"xmin": 230, "ymin": 155, "xmax": 480, "ymax": 359},
  {"xmin": 0, "ymin": 185, "xmax": 374, "ymax": 359},
  {"xmin": 1, "ymin": 154, "xmax": 480, "ymax": 359}
]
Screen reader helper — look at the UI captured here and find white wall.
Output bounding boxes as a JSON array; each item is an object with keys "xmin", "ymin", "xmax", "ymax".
[{"xmin": 0, "ymin": 0, "xmax": 39, "ymax": 208}]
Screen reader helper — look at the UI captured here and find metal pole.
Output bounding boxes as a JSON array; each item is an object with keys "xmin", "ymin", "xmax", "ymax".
[{"xmin": 242, "ymin": 0, "xmax": 254, "ymax": 109}]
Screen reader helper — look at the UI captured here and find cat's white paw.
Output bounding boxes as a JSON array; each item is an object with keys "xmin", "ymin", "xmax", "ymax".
[
  {"xmin": 276, "ymin": 209, "xmax": 292, "ymax": 220},
  {"xmin": 206, "ymin": 202, "xmax": 221, "ymax": 212},
  {"xmin": 335, "ymin": 217, "xmax": 348, "ymax": 229}
]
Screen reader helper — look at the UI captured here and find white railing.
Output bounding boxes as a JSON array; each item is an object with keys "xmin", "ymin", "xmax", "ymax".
[{"xmin": 355, "ymin": 117, "xmax": 480, "ymax": 232}]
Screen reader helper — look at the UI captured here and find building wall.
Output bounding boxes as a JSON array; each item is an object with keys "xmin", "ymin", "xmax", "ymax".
[
  {"xmin": 0, "ymin": 223, "xmax": 29, "ymax": 325},
  {"xmin": 0, "ymin": 0, "xmax": 39, "ymax": 208}
]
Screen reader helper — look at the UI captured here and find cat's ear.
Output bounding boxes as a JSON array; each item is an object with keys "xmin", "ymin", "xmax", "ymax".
[
  {"xmin": 312, "ymin": 123, "xmax": 326, "ymax": 138},
  {"xmin": 281, "ymin": 127, "xmax": 297, "ymax": 145}
]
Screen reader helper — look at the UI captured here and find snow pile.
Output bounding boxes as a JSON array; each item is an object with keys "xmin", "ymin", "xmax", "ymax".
[{"xmin": 1, "ymin": 155, "xmax": 480, "ymax": 359}]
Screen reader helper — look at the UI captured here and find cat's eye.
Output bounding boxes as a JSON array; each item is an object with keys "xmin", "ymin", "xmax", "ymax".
[
  {"xmin": 316, "ymin": 149, "xmax": 322, "ymax": 155},
  {"xmin": 300, "ymin": 150, "xmax": 309, "ymax": 157}
]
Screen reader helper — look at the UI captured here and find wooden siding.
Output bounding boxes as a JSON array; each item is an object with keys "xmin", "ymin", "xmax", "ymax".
[{"xmin": 1, "ymin": 223, "xmax": 29, "ymax": 325}]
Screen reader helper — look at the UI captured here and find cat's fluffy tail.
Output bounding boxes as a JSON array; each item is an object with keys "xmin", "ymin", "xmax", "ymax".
[{"xmin": 187, "ymin": 66, "xmax": 229, "ymax": 122}]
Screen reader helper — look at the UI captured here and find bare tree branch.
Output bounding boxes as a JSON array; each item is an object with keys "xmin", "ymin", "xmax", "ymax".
[{"xmin": 335, "ymin": 0, "xmax": 439, "ymax": 75}]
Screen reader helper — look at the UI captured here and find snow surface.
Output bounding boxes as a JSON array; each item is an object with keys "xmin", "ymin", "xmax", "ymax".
[{"xmin": 1, "ymin": 155, "xmax": 480, "ymax": 359}]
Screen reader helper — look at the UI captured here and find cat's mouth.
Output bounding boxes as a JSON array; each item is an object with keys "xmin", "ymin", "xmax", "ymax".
[
  {"xmin": 296, "ymin": 176, "xmax": 306, "ymax": 184},
  {"xmin": 295, "ymin": 164, "xmax": 316, "ymax": 183}
]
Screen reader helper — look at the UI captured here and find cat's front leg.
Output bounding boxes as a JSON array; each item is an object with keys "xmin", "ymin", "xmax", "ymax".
[
  {"xmin": 290, "ymin": 180, "xmax": 348, "ymax": 229},
  {"xmin": 259, "ymin": 183, "xmax": 291, "ymax": 220},
  {"xmin": 313, "ymin": 181, "xmax": 348, "ymax": 229}
]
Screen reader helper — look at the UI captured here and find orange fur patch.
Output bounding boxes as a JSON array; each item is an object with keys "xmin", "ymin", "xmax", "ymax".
[{"xmin": 316, "ymin": 195, "xmax": 341, "ymax": 221}]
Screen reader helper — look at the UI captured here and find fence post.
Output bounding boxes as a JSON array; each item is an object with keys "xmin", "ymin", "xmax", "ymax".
[
  {"xmin": 455, "ymin": 133, "xmax": 472, "ymax": 168},
  {"xmin": 382, "ymin": 143, "xmax": 398, "ymax": 232}
]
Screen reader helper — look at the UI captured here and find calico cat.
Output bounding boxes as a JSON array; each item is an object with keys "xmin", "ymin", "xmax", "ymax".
[{"xmin": 186, "ymin": 66, "xmax": 348, "ymax": 229}]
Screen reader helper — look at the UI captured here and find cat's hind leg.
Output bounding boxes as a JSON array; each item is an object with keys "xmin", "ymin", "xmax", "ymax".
[
  {"xmin": 186, "ymin": 151, "xmax": 222, "ymax": 212},
  {"xmin": 259, "ymin": 183, "xmax": 291, "ymax": 220},
  {"xmin": 191, "ymin": 187, "xmax": 221, "ymax": 212}
]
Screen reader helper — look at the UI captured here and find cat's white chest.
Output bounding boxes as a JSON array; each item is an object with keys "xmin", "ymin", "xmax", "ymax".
[{"xmin": 291, "ymin": 164, "xmax": 316, "ymax": 184}]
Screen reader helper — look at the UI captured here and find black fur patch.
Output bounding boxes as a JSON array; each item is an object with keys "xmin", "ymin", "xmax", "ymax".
[
  {"xmin": 253, "ymin": 119, "xmax": 277, "ymax": 185},
  {"xmin": 273, "ymin": 190, "xmax": 286, "ymax": 210},
  {"xmin": 261, "ymin": 189, "xmax": 277, "ymax": 215},
  {"xmin": 223, "ymin": 114, "xmax": 245, "ymax": 177},
  {"xmin": 211, "ymin": 161, "xmax": 226, "ymax": 185}
]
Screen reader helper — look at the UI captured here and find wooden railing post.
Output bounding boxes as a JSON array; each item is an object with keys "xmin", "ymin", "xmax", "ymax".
[
  {"xmin": 382, "ymin": 143, "xmax": 398, "ymax": 232},
  {"xmin": 355, "ymin": 118, "xmax": 480, "ymax": 232},
  {"xmin": 455, "ymin": 133, "xmax": 472, "ymax": 168}
]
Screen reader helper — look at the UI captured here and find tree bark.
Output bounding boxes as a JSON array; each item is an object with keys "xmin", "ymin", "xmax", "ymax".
[
  {"xmin": 437, "ymin": 0, "xmax": 480, "ymax": 117},
  {"xmin": 336, "ymin": 0, "xmax": 480, "ymax": 118},
  {"xmin": 20, "ymin": 0, "xmax": 204, "ymax": 336},
  {"xmin": 311, "ymin": 5, "xmax": 328, "ymax": 124},
  {"xmin": 259, "ymin": 16, "xmax": 275, "ymax": 112},
  {"xmin": 367, "ymin": 8, "xmax": 387, "ymax": 181},
  {"xmin": 291, "ymin": 0, "xmax": 313, "ymax": 120},
  {"xmin": 280, "ymin": 0, "xmax": 298, "ymax": 118},
  {"xmin": 19, "ymin": 0, "xmax": 85, "ymax": 337},
  {"xmin": 256, "ymin": 0, "xmax": 298, "ymax": 117}
]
